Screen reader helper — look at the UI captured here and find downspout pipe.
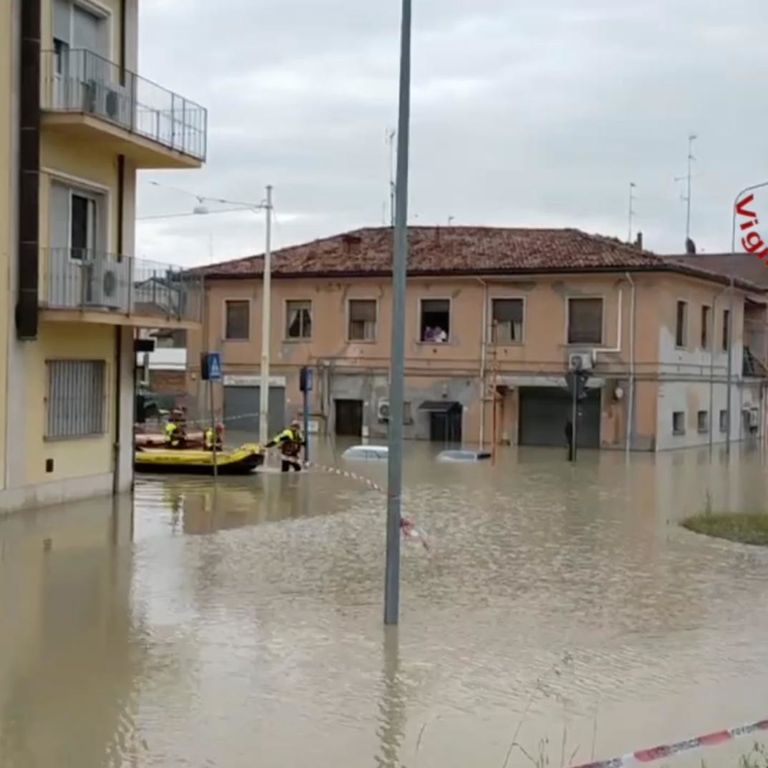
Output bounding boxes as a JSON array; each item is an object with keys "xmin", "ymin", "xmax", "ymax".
[
  {"xmin": 624, "ymin": 273, "xmax": 636, "ymax": 456},
  {"xmin": 16, "ymin": 0, "xmax": 41, "ymax": 341},
  {"xmin": 476, "ymin": 278, "xmax": 489, "ymax": 450},
  {"xmin": 709, "ymin": 284, "xmax": 728, "ymax": 450}
]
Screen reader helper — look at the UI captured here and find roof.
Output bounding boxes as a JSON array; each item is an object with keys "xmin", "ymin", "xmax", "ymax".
[
  {"xmin": 664, "ymin": 253, "xmax": 768, "ymax": 289},
  {"xmin": 195, "ymin": 226, "xmax": 764, "ymax": 291}
]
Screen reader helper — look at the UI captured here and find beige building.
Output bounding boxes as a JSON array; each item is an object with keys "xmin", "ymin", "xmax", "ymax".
[
  {"xmin": 189, "ymin": 226, "xmax": 768, "ymax": 452},
  {"xmin": 0, "ymin": 0, "xmax": 205, "ymax": 513}
]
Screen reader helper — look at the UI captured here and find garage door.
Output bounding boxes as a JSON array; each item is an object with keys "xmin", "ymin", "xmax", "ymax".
[
  {"xmin": 223, "ymin": 386, "xmax": 286, "ymax": 436},
  {"xmin": 518, "ymin": 387, "xmax": 601, "ymax": 448}
]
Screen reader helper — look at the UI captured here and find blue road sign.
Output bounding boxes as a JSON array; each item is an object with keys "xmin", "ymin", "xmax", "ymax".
[{"xmin": 207, "ymin": 353, "xmax": 222, "ymax": 381}]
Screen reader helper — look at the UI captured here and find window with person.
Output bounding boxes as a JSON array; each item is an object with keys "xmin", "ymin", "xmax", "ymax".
[{"xmin": 420, "ymin": 299, "xmax": 450, "ymax": 343}]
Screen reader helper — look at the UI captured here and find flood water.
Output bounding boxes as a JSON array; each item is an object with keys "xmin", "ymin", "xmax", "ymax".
[{"xmin": 2, "ymin": 440, "xmax": 768, "ymax": 767}]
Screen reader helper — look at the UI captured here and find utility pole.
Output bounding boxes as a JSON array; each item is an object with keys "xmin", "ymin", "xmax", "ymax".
[
  {"xmin": 387, "ymin": 128, "xmax": 396, "ymax": 228},
  {"xmin": 627, "ymin": 182, "xmax": 636, "ymax": 243},
  {"xmin": 675, "ymin": 133, "xmax": 697, "ymax": 247},
  {"xmin": 258, "ymin": 185, "xmax": 273, "ymax": 446},
  {"xmin": 384, "ymin": 0, "xmax": 412, "ymax": 627}
]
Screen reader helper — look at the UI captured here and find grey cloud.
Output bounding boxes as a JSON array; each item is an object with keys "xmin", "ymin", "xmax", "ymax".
[{"xmin": 136, "ymin": 0, "xmax": 768, "ymax": 268}]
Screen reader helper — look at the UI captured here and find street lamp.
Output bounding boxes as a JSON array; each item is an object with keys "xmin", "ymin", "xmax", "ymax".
[
  {"xmin": 727, "ymin": 180, "xmax": 768, "ymax": 454},
  {"xmin": 192, "ymin": 188, "xmax": 274, "ymax": 445},
  {"xmin": 141, "ymin": 182, "xmax": 274, "ymax": 444}
]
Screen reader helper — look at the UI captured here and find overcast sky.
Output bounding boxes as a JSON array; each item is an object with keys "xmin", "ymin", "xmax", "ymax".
[{"xmin": 136, "ymin": 0, "xmax": 768, "ymax": 267}]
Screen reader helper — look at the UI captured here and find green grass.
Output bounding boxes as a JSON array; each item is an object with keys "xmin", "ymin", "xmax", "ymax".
[{"xmin": 682, "ymin": 512, "xmax": 768, "ymax": 546}]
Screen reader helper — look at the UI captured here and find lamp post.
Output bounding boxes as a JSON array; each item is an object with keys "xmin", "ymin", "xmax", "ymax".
[
  {"xmin": 189, "ymin": 188, "xmax": 274, "ymax": 445},
  {"xmin": 728, "ymin": 180, "xmax": 768, "ymax": 454},
  {"xmin": 384, "ymin": 0, "xmax": 412, "ymax": 627}
]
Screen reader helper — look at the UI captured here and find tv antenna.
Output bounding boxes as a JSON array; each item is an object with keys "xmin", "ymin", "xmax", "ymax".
[
  {"xmin": 627, "ymin": 182, "xmax": 637, "ymax": 243},
  {"xmin": 674, "ymin": 133, "xmax": 697, "ymax": 246}
]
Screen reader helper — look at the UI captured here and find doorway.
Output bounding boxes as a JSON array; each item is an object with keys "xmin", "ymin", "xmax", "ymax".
[{"xmin": 335, "ymin": 399, "xmax": 364, "ymax": 437}]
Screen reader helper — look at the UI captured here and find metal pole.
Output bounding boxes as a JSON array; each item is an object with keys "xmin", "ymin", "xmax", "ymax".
[
  {"xmin": 209, "ymin": 379, "xmax": 218, "ymax": 479},
  {"xmin": 259, "ymin": 185, "xmax": 273, "ymax": 446},
  {"xmin": 570, "ymin": 379, "xmax": 577, "ymax": 463},
  {"xmin": 303, "ymin": 382, "xmax": 310, "ymax": 463},
  {"xmin": 385, "ymin": 0, "xmax": 412, "ymax": 627},
  {"xmin": 726, "ymin": 273, "xmax": 734, "ymax": 454}
]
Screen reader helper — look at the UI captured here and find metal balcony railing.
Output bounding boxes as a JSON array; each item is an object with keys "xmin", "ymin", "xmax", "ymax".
[
  {"xmin": 43, "ymin": 248, "xmax": 203, "ymax": 324},
  {"xmin": 41, "ymin": 48, "xmax": 207, "ymax": 161}
]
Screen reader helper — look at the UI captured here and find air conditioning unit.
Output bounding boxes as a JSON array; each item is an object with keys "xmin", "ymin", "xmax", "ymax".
[
  {"xmin": 377, "ymin": 399, "xmax": 390, "ymax": 423},
  {"xmin": 84, "ymin": 80, "xmax": 130, "ymax": 127},
  {"xmin": 568, "ymin": 350, "xmax": 594, "ymax": 372},
  {"xmin": 748, "ymin": 408, "xmax": 759, "ymax": 428},
  {"xmin": 83, "ymin": 260, "xmax": 123, "ymax": 310}
]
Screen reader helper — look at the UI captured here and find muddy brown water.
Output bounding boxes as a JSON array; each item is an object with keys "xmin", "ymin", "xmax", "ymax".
[{"xmin": 1, "ymin": 440, "xmax": 768, "ymax": 767}]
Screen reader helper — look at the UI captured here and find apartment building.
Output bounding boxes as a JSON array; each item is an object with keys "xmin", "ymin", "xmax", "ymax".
[
  {"xmin": 190, "ymin": 227, "xmax": 768, "ymax": 452},
  {"xmin": 0, "ymin": 0, "xmax": 206, "ymax": 512}
]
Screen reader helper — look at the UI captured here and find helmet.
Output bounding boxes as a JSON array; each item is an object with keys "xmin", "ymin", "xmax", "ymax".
[{"xmin": 290, "ymin": 419, "xmax": 301, "ymax": 429}]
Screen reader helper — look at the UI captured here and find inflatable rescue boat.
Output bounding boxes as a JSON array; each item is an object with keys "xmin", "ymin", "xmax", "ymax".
[{"xmin": 135, "ymin": 443, "xmax": 265, "ymax": 475}]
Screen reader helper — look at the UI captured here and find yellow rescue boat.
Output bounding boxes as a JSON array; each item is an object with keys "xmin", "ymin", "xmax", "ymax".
[{"xmin": 135, "ymin": 443, "xmax": 265, "ymax": 476}]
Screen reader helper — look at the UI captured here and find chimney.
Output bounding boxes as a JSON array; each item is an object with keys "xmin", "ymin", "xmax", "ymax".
[
  {"xmin": 685, "ymin": 237, "xmax": 697, "ymax": 255},
  {"xmin": 635, "ymin": 231, "xmax": 643, "ymax": 250}
]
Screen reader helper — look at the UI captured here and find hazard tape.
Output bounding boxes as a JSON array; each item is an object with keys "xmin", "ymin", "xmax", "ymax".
[
  {"xmin": 570, "ymin": 718, "xmax": 768, "ymax": 768},
  {"xmin": 278, "ymin": 456, "xmax": 429, "ymax": 551}
]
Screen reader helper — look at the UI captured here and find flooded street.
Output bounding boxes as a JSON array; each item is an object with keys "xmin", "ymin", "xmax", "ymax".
[{"xmin": 2, "ymin": 441, "xmax": 768, "ymax": 767}]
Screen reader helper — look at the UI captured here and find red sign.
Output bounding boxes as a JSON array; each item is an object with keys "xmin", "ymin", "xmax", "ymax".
[{"xmin": 735, "ymin": 193, "xmax": 768, "ymax": 258}]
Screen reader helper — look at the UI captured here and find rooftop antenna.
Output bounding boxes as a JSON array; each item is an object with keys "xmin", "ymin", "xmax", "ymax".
[
  {"xmin": 448, "ymin": 215, "xmax": 455, "ymax": 226},
  {"xmin": 387, "ymin": 128, "xmax": 396, "ymax": 227},
  {"xmin": 627, "ymin": 182, "xmax": 637, "ymax": 243},
  {"xmin": 675, "ymin": 133, "xmax": 697, "ymax": 248}
]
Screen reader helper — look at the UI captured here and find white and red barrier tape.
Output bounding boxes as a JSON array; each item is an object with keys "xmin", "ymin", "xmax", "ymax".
[
  {"xmin": 571, "ymin": 718, "xmax": 768, "ymax": 768},
  {"xmin": 279, "ymin": 456, "xmax": 430, "ymax": 551}
]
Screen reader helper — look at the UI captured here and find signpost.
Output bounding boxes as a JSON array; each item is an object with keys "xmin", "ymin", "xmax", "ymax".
[
  {"xmin": 565, "ymin": 366, "xmax": 590, "ymax": 462},
  {"xmin": 201, "ymin": 352, "xmax": 222, "ymax": 478},
  {"xmin": 299, "ymin": 366, "xmax": 313, "ymax": 462}
]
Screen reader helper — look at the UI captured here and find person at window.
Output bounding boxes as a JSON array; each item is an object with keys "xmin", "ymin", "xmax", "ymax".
[
  {"xmin": 266, "ymin": 419, "xmax": 305, "ymax": 472},
  {"xmin": 423, "ymin": 326, "xmax": 435, "ymax": 342},
  {"xmin": 433, "ymin": 326, "xmax": 447, "ymax": 343}
]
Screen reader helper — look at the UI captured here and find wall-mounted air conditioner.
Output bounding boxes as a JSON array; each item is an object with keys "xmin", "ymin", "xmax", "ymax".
[
  {"xmin": 377, "ymin": 399, "xmax": 390, "ymax": 423},
  {"xmin": 568, "ymin": 350, "xmax": 594, "ymax": 372},
  {"xmin": 83, "ymin": 260, "xmax": 123, "ymax": 310}
]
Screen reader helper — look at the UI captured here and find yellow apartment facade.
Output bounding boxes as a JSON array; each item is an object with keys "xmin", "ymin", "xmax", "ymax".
[
  {"xmin": 0, "ymin": 0, "xmax": 206, "ymax": 513},
  {"xmin": 189, "ymin": 227, "xmax": 768, "ymax": 452}
]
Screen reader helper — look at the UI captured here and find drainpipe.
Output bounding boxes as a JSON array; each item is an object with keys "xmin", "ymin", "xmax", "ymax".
[
  {"xmin": 709, "ymin": 284, "xmax": 728, "ymax": 450},
  {"xmin": 726, "ymin": 275, "xmax": 735, "ymax": 454},
  {"xmin": 624, "ymin": 273, "xmax": 636, "ymax": 456},
  {"xmin": 16, "ymin": 0, "xmax": 41, "ymax": 340},
  {"xmin": 476, "ymin": 278, "xmax": 489, "ymax": 450}
]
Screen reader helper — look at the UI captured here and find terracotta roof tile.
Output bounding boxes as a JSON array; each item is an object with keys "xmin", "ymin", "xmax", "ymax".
[{"xmin": 194, "ymin": 226, "xmax": 764, "ymax": 291}]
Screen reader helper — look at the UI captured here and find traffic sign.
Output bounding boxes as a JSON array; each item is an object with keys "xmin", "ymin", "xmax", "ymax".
[{"xmin": 201, "ymin": 352, "xmax": 222, "ymax": 382}]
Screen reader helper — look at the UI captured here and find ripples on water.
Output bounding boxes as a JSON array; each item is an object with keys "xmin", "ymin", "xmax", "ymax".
[{"xmin": 1, "ymin": 441, "xmax": 768, "ymax": 767}]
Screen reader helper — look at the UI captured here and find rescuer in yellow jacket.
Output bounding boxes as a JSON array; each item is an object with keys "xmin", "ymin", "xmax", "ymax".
[{"xmin": 266, "ymin": 420, "xmax": 305, "ymax": 472}]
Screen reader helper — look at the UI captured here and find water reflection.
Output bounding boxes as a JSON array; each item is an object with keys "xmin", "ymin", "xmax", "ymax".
[{"xmin": 0, "ymin": 442, "xmax": 768, "ymax": 766}]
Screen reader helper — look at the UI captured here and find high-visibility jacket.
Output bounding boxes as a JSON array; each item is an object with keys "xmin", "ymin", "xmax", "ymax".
[{"xmin": 266, "ymin": 427, "xmax": 303, "ymax": 457}]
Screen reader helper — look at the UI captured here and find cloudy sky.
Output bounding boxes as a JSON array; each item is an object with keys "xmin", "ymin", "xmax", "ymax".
[{"xmin": 136, "ymin": 0, "xmax": 768, "ymax": 267}]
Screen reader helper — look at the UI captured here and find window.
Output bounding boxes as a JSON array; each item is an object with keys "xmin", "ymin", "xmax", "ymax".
[
  {"xmin": 49, "ymin": 182, "xmax": 103, "ymax": 260},
  {"xmin": 697, "ymin": 410, "xmax": 709, "ymax": 433},
  {"xmin": 567, "ymin": 298, "xmax": 603, "ymax": 344},
  {"xmin": 46, "ymin": 360, "xmax": 105, "ymax": 439},
  {"xmin": 722, "ymin": 310, "xmax": 730, "ymax": 351},
  {"xmin": 675, "ymin": 301, "xmax": 688, "ymax": 348},
  {"xmin": 348, "ymin": 299, "xmax": 377, "ymax": 341},
  {"xmin": 701, "ymin": 305, "xmax": 711, "ymax": 349},
  {"xmin": 286, "ymin": 300, "xmax": 312, "ymax": 340},
  {"xmin": 491, "ymin": 299, "xmax": 524, "ymax": 344},
  {"xmin": 720, "ymin": 409, "xmax": 729, "ymax": 433},
  {"xmin": 224, "ymin": 300, "xmax": 250, "ymax": 340},
  {"xmin": 672, "ymin": 411, "xmax": 685, "ymax": 436},
  {"xmin": 420, "ymin": 299, "xmax": 450, "ymax": 343}
]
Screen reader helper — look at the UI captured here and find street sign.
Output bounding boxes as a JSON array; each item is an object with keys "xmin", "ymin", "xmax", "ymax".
[
  {"xmin": 299, "ymin": 366, "xmax": 313, "ymax": 393},
  {"xmin": 201, "ymin": 352, "xmax": 222, "ymax": 382}
]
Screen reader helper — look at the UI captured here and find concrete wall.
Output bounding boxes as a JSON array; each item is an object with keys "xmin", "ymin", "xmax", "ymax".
[{"xmin": 191, "ymin": 271, "xmax": 759, "ymax": 450}]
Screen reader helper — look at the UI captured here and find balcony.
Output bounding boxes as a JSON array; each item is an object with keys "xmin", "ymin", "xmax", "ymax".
[
  {"xmin": 40, "ymin": 49, "xmax": 206, "ymax": 169},
  {"xmin": 41, "ymin": 248, "xmax": 203, "ymax": 329}
]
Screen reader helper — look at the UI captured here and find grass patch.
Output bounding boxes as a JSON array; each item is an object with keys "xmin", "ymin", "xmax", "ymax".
[{"xmin": 682, "ymin": 512, "xmax": 768, "ymax": 546}]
